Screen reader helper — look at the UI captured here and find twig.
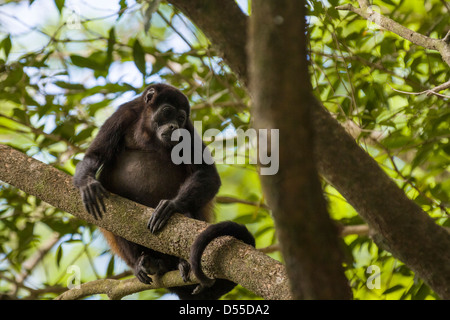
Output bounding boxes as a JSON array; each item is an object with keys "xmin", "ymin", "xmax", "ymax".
[
  {"xmin": 216, "ymin": 196, "xmax": 270, "ymax": 210},
  {"xmin": 426, "ymin": 80, "xmax": 450, "ymax": 95},
  {"xmin": 340, "ymin": 225, "xmax": 370, "ymax": 237},
  {"xmin": 388, "ymin": 82, "xmax": 450, "ymax": 99},
  {"xmin": 0, "ymin": 114, "xmax": 83, "ymax": 153},
  {"xmin": 336, "ymin": 3, "xmax": 450, "ymax": 67}
]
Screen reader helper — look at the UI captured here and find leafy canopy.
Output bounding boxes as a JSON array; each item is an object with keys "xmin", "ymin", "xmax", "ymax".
[{"xmin": 0, "ymin": 0, "xmax": 448, "ymax": 300}]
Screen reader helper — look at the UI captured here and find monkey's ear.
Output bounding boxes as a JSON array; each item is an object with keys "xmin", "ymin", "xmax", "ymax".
[{"xmin": 144, "ymin": 88, "xmax": 156, "ymax": 104}]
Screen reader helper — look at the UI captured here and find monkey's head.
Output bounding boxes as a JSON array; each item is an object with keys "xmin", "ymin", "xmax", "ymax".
[{"xmin": 142, "ymin": 84, "xmax": 190, "ymax": 147}]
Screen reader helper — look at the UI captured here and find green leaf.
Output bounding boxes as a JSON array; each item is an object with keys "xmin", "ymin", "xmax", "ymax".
[
  {"xmin": 381, "ymin": 0, "xmax": 397, "ymax": 6},
  {"xmin": 1, "ymin": 35, "xmax": 12, "ymax": 59},
  {"xmin": 233, "ymin": 213, "xmax": 258, "ymax": 224},
  {"xmin": 54, "ymin": 81, "xmax": 85, "ymax": 90},
  {"xmin": 382, "ymin": 132, "xmax": 411, "ymax": 149},
  {"xmin": 106, "ymin": 256, "xmax": 115, "ymax": 277},
  {"xmin": 18, "ymin": 222, "xmax": 34, "ymax": 248},
  {"xmin": 118, "ymin": 0, "xmax": 127, "ymax": 18},
  {"xmin": 106, "ymin": 27, "xmax": 116, "ymax": 66},
  {"xmin": 53, "ymin": 121, "xmax": 76, "ymax": 139},
  {"xmin": 412, "ymin": 283, "xmax": 430, "ymax": 300},
  {"xmin": 70, "ymin": 54, "xmax": 105, "ymax": 71},
  {"xmin": 144, "ymin": 0, "xmax": 161, "ymax": 33},
  {"xmin": 327, "ymin": 7, "xmax": 340, "ymax": 20},
  {"xmin": 56, "ymin": 244, "xmax": 63, "ymax": 267},
  {"xmin": 312, "ymin": 1, "xmax": 324, "ymax": 14},
  {"xmin": 54, "ymin": 0, "xmax": 65, "ymax": 14},
  {"xmin": 133, "ymin": 39, "xmax": 146, "ymax": 77},
  {"xmin": 13, "ymin": 108, "xmax": 28, "ymax": 122},
  {"xmin": 41, "ymin": 217, "xmax": 74, "ymax": 234},
  {"xmin": 411, "ymin": 144, "xmax": 434, "ymax": 170},
  {"xmin": 443, "ymin": 143, "xmax": 450, "ymax": 155},
  {"xmin": 383, "ymin": 284, "xmax": 404, "ymax": 295},
  {"xmin": 73, "ymin": 127, "xmax": 95, "ymax": 143}
]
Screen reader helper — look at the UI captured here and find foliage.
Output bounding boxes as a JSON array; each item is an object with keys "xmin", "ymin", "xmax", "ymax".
[{"xmin": 0, "ymin": 0, "xmax": 448, "ymax": 299}]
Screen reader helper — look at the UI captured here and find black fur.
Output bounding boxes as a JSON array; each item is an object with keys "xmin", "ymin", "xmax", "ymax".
[
  {"xmin": 190, "ymin": 221, "xmax": 256, "ymax": 294},
  {"xmin": 73, "ymin": 83, "xmax": 255, "ymax": 299}
]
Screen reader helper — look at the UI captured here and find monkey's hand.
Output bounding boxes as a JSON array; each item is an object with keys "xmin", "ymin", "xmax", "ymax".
[
  {"xmin": 78, "ymin": 177, "xmax": 109, "ymax": 220},
  {"xmin": 147, "ymin": 199, "xmax": 179, "ymax": 233},
  {"xmin": 134, "ymin": 253, "xmax": 160, "ymax": 284}
]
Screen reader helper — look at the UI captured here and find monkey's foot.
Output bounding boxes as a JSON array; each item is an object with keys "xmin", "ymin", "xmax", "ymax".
[
  {"xmin": 134, "ymin": 253, "xmax": 167, "ymax": 285},
  {"xmin": 178, "ymin": 259, "xmax": 191, "ymax": 282}
]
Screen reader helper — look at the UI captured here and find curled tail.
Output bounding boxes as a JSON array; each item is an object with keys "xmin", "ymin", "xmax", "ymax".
[{"xmin": 190, "ymin": 221, "xmax": 255, "ymax": 295}]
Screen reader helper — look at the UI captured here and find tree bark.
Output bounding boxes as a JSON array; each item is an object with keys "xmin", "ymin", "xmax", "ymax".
[
  {"xmin": 248, "ymin": 0, "xmax": 351, "ymax": 299},
  {"xmin": 166, "ymin": 0, "xmax": 450, "ymax": 299},
  {"xmin": 0, "ymin": 144, "xmax": 291, "ymax": 300}
]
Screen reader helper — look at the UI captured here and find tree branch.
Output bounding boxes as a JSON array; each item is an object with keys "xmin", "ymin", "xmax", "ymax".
[
  {"xmin": 55, "ymin": 270, "xmax": 198, "ymax": 300},
  {"xmin": 427, "ymin": 80, "xmax": 450, "ymax": 95},
  {"xmin": 335, "ymin": 2, "xmax": 450, "ymax": 67},
  {"xmin": 249, "ymin": 0, "xmax": 351, "ymax": 299},
  {"xmin": 0, "ymin": 144, "xmax": 291, "ymax": 300},
  {"xmin": 166, "ymin": 0, "xmax": 450, "ymax": 299}
]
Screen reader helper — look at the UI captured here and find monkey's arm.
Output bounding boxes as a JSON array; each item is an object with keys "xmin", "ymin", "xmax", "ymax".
[
  {"xmin": 175, "ymin": 156, "xmax": 221, "ymax": 214},
  {"xmin": 147, "ymin": 123, "xmax": 221, "ymax": 233},
  {"xmin": 74, "ymin": 103, "xmax": 137, "ymax": 219}
]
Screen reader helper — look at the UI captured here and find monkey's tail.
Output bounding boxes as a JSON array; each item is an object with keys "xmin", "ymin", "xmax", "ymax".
[{"xmin": 189, "ymin": 221, "xmax": 255, "ymax": 295}]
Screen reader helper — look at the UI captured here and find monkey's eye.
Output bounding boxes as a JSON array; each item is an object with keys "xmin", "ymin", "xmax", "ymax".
[
  {"xmin": 177, "ymin": 115, "xmax": 186, "ymax": 123},
  {"xmin": 145, "ymin": 88, "xmax": 156, "ymax": 103},
  {"xmin": 162, "ymin": 107, "xmax": 174, "ymax": 118}
]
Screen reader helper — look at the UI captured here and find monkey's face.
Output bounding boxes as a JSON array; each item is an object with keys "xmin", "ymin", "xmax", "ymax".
[
  {"xmin": 153, "ymin": 104, "xmax": 187, "ymax": 146},
  {"xmin": 143, "ymin": 85, "xmax": 189, "ymax": 147}
]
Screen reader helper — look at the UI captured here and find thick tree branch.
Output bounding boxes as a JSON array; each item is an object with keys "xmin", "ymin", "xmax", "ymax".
[
  {"xmin": 166, "ymin": 0, "xmax": 450, "ymax": 299},
  {"xmin": 249, "ymin": 0, "xmax": 351, "ymax": 299},
  {"xmin": 0, "ymin": 144, "xmax": 291, "ymax": 300}
]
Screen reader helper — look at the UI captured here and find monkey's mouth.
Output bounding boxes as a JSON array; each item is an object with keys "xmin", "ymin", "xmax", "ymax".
[
  {"xmin": 161, "ymin": 133, "xmax": 180, "ymax": 145},
  {"xmin": 164, "ymin": 130, "xmax": 182, "ymax": 141}
]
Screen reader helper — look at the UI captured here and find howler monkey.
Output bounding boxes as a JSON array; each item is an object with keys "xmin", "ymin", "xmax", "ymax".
[{"xmin": 73, "ymin": 83, "xmax": 255, "ymax": 299}]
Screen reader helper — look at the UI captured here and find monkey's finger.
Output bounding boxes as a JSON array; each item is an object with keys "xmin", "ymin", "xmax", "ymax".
[
  {"xmin": 94, "ymin": 184, "xmax": 107, "ymax": 214},
  {"xmin": 151, "ymin": 214, "xmax": 168, "ymax": 233},
  {"xmin": 147, "ymin": 200, "xmax": 167, "ymax": 231},
  {"xmin": 154, "ymin": 199, "xmax": 168, "ymax": 211},
  {"xmin": 178, "ymin": 260, "xmax": 191, "ymax": 283},
  {"xmin": 147, "ymin": 213, "xmax": 160, "ymax": 233},
  {"xmin": 135, "ymin": 271, "xmax": 153, "ymax": 284},
  {"xmin": 91, "ymin": 185, "xmax": 105, "ymax": 219},
  {"xmin": 148, "ymin": 213, "xmax": 161, "ymax": 233},
  {"xmin": 88, "ymin": 186, "xmax": 102, "ymax": 220},
  {"xmin": 90, "ymin": 203, "xmax": 100, "ymax": 220},
  {"xmin": 148, "ymin": 204, "xmax": 164, "ymax": 232},
  {"xmin": 87, "ymin": 198, "xmax": 99, "ymax": 220},
  {"xmin": 82, "ymin": 198, "xmax": 93, "ymax": 217},
  {"xmin": 81, "ymin": 190, "xmax": 96, "ymax": 219},
  {"xmin": 91, "ymin": 196, "xmax": 102, "ymax": 220},
  {"xmin": 192, "ymin": 284, "xmax": 205, "ymax": 295},
  {"xmin": 86, "ymin": 187, "xmax": 101, "ymax": 220},
  {"xmin": 95, "ymin": 182, "xmax": 109, "ymax": 198},
  {"xmin": 99, "ymin": 184, "xmax": 109, "ymax": 198},
  {"xmin": 150, "ymin": 204, "xmax": 173, "ymax": 233},
  {"xmin": 97, "ymin": 195, "xmax": 106, "ymax": 214}
]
